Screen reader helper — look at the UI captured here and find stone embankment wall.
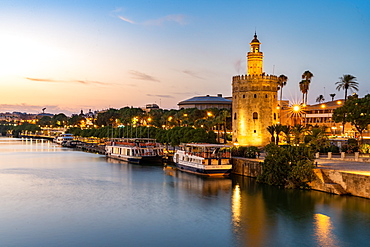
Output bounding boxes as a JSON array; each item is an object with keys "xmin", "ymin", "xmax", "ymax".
[
  {"xmin": 310, "ymin": 169, "xmax": 370, "ymax": 198},
  {"xmin": 231, "ymin": 158, "xmax": 263, "ymax": 177},
  {"xmin": 232, "ymin": 157, "xmax": 370, "ymax": 199}
]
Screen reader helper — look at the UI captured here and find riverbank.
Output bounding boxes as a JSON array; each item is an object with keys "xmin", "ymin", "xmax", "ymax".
[{"xmin": 232, "ymin": 157, "xmax": 370, "ymax": 199}]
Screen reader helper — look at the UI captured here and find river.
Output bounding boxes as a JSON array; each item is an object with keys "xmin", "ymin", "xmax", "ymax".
[{"xmin": 1, "ymin": 137, "xmax": 370, "ymax": 247}]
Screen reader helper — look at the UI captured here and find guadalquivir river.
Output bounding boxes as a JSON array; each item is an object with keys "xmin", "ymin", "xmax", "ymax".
[{"xmin": 1, "ymin": 138, "xmax": 370, "ymax": 247}]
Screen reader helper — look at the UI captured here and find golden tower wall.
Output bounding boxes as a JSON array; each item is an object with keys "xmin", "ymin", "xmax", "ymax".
[
  {"xmin": 232, "ymin": 75, "xmax": 279, "ymax": 146},
  {"xmin": 232, "ymin": 34, "xmax": 279, "ymax": 147}
]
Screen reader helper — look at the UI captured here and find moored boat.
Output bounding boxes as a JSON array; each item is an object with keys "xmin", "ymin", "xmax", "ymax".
[
  {"xmin": 53, "ymin": 133, "xmax": 74, "ymax": 145},
  {"xmin": 105, "ymin": 138, "xmax": 164, "ymax": 164},
  {"xmin": 174, "ymin": 143, "xmax": 232, "ymax": 176}
]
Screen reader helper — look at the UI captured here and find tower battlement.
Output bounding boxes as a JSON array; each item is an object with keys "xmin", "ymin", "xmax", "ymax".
[{"xmin": 232, "ymin": 74, "xmax": 278, "ymax": 83}]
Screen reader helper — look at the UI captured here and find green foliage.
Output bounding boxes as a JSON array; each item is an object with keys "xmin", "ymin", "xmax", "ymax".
[
  {"xmin": 319, "ymin": 145, "xmax": 340, "ymax": 154},
  {"xmin": 230, "ymin": 146, "xmax": 259, "ymax": 158},
  {"xmin": 67, "ymin": 126, "xmax": 216, "ymax": 145},
  {"xmin": 359, "ymin": 143, "xmax": 370, "ymax": 154},
  {"xmin": 332, "ymin": 94, "xmax": 370, "ymax": 139},
  {"xmin": 6, "ymin": 123, "xmax": 41, "ymax": 137},
  {"xmin": 341, "ymin": 139, "xmax": 359, "ymax": 153},
  {"xmin": 304, "ymin": 127, "xmax": 329, "ymax": 152},
  {"xmin": 257, "ymin": 143, "xmax": 315, "ymax": 189}
]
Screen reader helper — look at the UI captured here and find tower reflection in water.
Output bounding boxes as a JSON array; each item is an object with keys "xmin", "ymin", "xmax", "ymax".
[{"xmin": 314, "ymin": 213, "xmax": 338, "ymax": 247}]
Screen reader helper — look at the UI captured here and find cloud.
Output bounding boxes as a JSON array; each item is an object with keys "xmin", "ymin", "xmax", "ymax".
[
  {"xmin": 128, "ymin": 70, "xmax": 160, "ymax": 82},
  {"xmin": 25, "ymin": 77, "xmax": 110, "ymax": 86},
  {"xmin": 0, "ymin": 103, "xmax": 70, "ymax": 115},
  {"xmin": 143, "ymin": 14, "xmax": 187, "ymax": 26},
  {"xmin": 113, "ymin": 7, "xmax": 187, "ymax": 26},
  {"xmin": 118, "ymin": 16, "xmax": 135, "ymax": 24},
  {"xmin": 146, "ymin": 94, "xmax": 173, "ymax": 98},
  {"xmin": 182, "ymin": 70, "xmax": 204, "ymax": 80}
]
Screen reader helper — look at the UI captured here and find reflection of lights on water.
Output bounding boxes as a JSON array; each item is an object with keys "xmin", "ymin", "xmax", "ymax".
[
  {"xmin": 232, "ymin": 184, "xmax": 241, "ymax": 227},
  {"xmin": 314, "ymin": 213, "xmax": 338, "ymax": 247}
]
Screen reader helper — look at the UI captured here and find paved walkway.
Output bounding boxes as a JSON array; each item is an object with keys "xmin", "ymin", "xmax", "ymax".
[{"xmin": 316, "ymin": 158, "xmax": 370, "ymax": 176}]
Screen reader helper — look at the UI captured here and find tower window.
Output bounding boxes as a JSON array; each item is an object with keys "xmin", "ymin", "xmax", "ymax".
[
  {"xmin": 254, "ymin": 94, "xmax": 257, "ymax": 98},
  {"xmin": 254, "ymin": 130, "xmax": 256, "ymax": 133},
  {"xmin": 274, "ymin": 113, "xmax": 276, "ymax": 120},
  {"xmin": 243, "ymin": 94, "xmax": 245, "ymax": 98},
  {"xmin": 234, "ymin": 113, "xmax": 237, "ymax": 120},
  {"xmin": 265, "ymin": 94, "xmax": 268, "ymax": 98},
  {"xmin": 253, "ymin": 112, "xmax": 258, "ymax": 119}
]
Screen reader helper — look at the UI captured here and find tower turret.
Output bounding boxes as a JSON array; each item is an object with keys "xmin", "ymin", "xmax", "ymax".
[{"xmin": 247, "ymin": 33, "xmax": 263, "ymax": 75}]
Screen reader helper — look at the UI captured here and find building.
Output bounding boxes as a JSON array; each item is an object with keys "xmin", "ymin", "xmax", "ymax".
[
  {"xmin": 281, "ymin": 99, "xmax": 364, "ymax": 138},
  {"xmin": 232, "ymin": 33, "xmax": 279, "ymax": 146},
  {"xmin": 178, "ymin": 94, "xmax": 232, "ymax": 110}
]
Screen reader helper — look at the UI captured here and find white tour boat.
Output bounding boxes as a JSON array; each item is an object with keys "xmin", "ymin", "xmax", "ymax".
[
  {"xmin": 174, "ymin": 143, "xmax": 232, "ymax": 176},
  {"xmin": 53, "ymin": 133, "xmax": 74, "ymax": 145},
  {"xmin": 105, "ymin": 138, "xmax": 164, "ymax": 164}
]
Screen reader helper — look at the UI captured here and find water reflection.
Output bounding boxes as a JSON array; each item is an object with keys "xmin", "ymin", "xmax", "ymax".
[
  {"xmin": 314, "ymin": 213, "xmax": 338, "ymax": 247},
  {"xmin": 0, "ymin": 137, "xmax": 61, "ymax": 153},
  {"xmin": 163, "ymin": 165, "xmax": 232, "ymax": 197}
]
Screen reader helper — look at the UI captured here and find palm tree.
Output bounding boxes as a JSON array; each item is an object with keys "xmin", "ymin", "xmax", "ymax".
[
  {"xmin": 266, "ymin": 125, "xmax": 276, "ymax": 144},
  {"xmin": 316, "ymin": 95, "xmax": 325, "ymax": 104},
  {"xmin": 274, "ymin": 124, "xmax": 284, "ymax": 145},
  {"xmin": 329, "ymin": 93, "xmax": 336, "ymax": 101},
  {"xmin": 277, "ymin": 74, "xmax": 288, "ymax": 103},
  {"xmin": 299, "ymin": 80, "xmax": 307, "ymax": 104},
  {"xmin": 335, "ymin": 74, "xmax": 359, "ymax": 101},
  {"xmin": 281, "ymin": 125, "xmax": 291, "ymax": 144},
  {"xmin": 301, "ymin": 70, "xmax": 314, "ymax": 105},
  {"xmin": 292, "ymin": 124, "xmax": 305, "ymax": 145}
]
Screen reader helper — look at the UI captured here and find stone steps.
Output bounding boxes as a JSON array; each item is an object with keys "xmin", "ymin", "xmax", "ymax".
[{"xmin": 313, "ymin": 169, "xmax": 349, "ymax": 195}]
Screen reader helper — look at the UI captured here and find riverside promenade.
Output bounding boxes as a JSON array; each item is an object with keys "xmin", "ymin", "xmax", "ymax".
[{"xmin": 316, "ymin": 157, "xmax": 370, "ymax": 176}]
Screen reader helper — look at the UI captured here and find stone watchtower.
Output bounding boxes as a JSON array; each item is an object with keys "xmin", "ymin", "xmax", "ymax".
[{"xmin": 232, "ymin": 33, "xmax": 279, "ymax": 146}]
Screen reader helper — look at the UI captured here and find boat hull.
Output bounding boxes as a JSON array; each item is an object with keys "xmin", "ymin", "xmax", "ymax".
[
  {"xmin": 176, "ymin": 163, "xmax": 231, "ymax": 177},
  {"xmin": 107, "ymin": 153, "xmax": 163, "ymax": 164}
]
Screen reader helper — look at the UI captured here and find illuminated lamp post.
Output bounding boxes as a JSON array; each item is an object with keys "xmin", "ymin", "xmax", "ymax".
[
  {"xmin": 147, "ymin": 117, "xmax": 152, "ymax": 139},
  {"xmin": 292, "ymin": 104, "xmax": 301, "ymax": 125}
]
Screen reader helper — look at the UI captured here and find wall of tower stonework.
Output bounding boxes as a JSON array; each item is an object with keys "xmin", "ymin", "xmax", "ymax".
[{"xmin": 232, "ymin": 74, "xmax": 279, "ymax": 147}]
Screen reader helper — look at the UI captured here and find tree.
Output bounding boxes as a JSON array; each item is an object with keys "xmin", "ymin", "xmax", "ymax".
[
  {"xmin": 281, "ymin": 125, "xmax": 291, "ymax": 144},
  {"xmin": 335, "ymin": 74, "xmax": 359, "ymax": 101},
  {"xmin": 274, "ymin": 124, "xmax": 284, "ymax": 145},
  {"xmin": 291, "ymin": 124, "xmax": 305, "ymax": 145},
  {"xmin": 316, "ymin": 95, "xmax": 325, "ymax": 104},
  {"xmin": 267, "ymin": 125, "xmax": 276, "ymax": 144},
  {"xmin": 304, "ymin": 126, "xmax": 329, "ymax": 152},
  {"xmin": 257, "ymin": 144, "xmax": 315, "ymax": 188},
  {"xmin": 277, "ymin": 74, "xmax": 288, "ymax": 103},
  {"xmin": 38, "ymin": 116, "xmax": 52, "ymax": 127},
  {"xmin": 332, "ymin": 94, "xmax": 370, "ymax": 142},
  {"xmin": 329, "ymin": 93, "xmax": 336, "ymax": 101},
  {"xmin": 301, "ymin": 70, "xmax": 313, "ymax": 105},
  {"xmin": 52, "ymin": 113, "xmax": 69, "ymax": 127}
]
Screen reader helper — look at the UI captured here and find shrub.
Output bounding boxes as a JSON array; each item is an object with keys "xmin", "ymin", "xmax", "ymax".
[
  {"xmin": 257, "ymin": 143, "xmax": 315, "ymax": 189},
  {"xmin": 231, "ymin": 146, "xmax": 259, "ymax": 158},
  {"xmin": 359, "ymin": 143, "xmax": 370, "ymax": 154},
  {"xmin": 319, "ymin": 145, "xmax": 340, "ymax": 154}
]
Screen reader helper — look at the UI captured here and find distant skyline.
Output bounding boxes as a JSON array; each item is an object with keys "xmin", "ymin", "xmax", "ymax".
[{"xmin": 0, "ymin": 0, "xmax": 369, "ymax": 115}]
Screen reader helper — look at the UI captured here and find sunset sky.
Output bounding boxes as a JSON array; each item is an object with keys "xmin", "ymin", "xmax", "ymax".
[{"xmin": 0, "ymin": 0, "xmax": 369, "ymax": 115}]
